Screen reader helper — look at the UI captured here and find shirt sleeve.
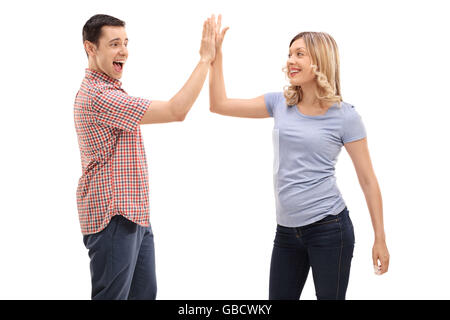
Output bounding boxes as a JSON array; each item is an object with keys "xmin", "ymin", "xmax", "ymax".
[
  {"xmin": 342, "ymin": 105, "xmax": 367, "ymax": 144},
  {"xmin": 92, "ymin": 87, "xmax": 151, "ymax": 132},
  {"xmin": 264, "ymin": 92, "xmax": 281, "ymax": 117}
]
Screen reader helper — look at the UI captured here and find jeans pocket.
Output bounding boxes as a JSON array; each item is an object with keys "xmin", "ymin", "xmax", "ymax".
[
  {"xmin": 307, "ymin": 220, "xmax": 341, "ymax": 248},
  {"xmin": 274, "ymin": 225, "xmax": 298, "ymax": 249},
  {"xmin": 340, "ymin": 215, "xmax": 355, "ymax": 246},
  {"xmin": 349, "ymin": 216, "xmax": 355, "ymax": 245}
]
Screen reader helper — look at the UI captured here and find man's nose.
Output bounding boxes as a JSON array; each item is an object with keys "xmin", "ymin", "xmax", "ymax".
[{"xmin": 119, "ymin": 45, "xmax": 128, "ymax": 56}]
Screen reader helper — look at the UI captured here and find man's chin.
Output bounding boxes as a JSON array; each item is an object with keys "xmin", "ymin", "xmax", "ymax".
[{"xmin": 106, "ymin": 71, "xmax": 122, "ymax": 80}]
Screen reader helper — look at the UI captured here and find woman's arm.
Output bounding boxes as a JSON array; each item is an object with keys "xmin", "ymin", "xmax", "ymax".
[
  {"xmin": 209, "ymin": 15, "xmax": 270, "ymax": 118},
  {"xmin": 345, "ymin": 137, "xmax": 390, "ymax": 275}
]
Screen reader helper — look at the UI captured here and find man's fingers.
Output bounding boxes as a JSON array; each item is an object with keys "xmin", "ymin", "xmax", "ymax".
[
  {"xmin": 211, "ymin": 17, "xmax": 216, "ymax": 41},
  {"xmin": 206, "ymin": 18, "xmax": 212, "ymax": 39},
  {"xmin": 211, "ymin": 14, "xmax": 215, "ymax": 36},
  {"xmin": 210, "ymin": 18, "xmax": 214, "ymax": 42},
  {"xmin": 202, "ymin": 20, "xmax": 207, "ymax": 38}
]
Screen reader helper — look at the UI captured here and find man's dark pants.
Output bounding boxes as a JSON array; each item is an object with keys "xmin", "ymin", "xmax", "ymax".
[{"xmin": 83, "ymin": 215, "xmax": 157, "ymax": 300}]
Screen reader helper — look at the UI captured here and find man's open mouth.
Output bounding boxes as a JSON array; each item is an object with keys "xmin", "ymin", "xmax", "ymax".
[{"xmin": 113, "ymin": 61, "xmax": 124, "ymax": 72}]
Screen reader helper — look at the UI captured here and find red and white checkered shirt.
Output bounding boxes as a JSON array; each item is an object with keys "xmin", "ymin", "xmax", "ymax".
[{"xmin": 74, "ymin": 69, "xmax": 152, "ymax": 235}]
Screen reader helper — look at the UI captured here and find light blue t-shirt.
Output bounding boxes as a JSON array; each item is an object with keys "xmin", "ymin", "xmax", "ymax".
[{"xmin": 264, "ymin": 92, "xmax": 367, "ymax": 227}]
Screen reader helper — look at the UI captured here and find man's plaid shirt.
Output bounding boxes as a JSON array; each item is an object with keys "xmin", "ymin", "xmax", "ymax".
[{"xmin": 74, "ymin": 69, "xmax": 152, "ymax": 235}]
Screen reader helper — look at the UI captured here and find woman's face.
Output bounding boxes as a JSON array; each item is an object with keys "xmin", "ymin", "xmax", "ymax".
[{"xmin": 286, "ymin": 38, "xmax": 315, "ymax": 86}]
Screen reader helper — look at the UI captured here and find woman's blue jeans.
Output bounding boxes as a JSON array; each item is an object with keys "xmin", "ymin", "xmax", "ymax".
[{"xmin": 269, "ymin": 207, "xmax": 355, "ymax": 300}]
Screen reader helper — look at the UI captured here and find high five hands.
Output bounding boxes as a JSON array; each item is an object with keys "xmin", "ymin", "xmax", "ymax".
[{"xmin": 199, "ymin": 14, "xmax": 229, "ymax": 64}]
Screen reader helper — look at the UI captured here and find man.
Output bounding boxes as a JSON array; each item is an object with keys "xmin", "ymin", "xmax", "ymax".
[{"xmin": 74, "ymin": 14, "xmax": 216, "ymax": 300}]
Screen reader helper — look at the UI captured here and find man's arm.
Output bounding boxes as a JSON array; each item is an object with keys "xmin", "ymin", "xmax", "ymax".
[{"xmin": 139, "ymin": 16, "xmax": 216, "ymax": 125}]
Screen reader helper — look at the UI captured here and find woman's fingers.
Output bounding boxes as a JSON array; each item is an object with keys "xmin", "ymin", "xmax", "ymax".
[
  {"xmin": 374, "ymin": 259, "xmax": 388, "ymax": 275},
  {"xmin": 373, "ymin": 244, "xmax": 390, "ymax": 275},
  {"xmin": 373, "ymin": 264, "xmax": 381, "ymax": 275},
  {"xmin": 212, "ymin": 14, "xmax": 229, "ymax": 48},
  {"xmin": 217, "ymin": 14, "xmax": 222, "ymax": 34},
  {"xmin": 380, "ymin": 253, "xmax": 390, "ymax": 274},
  {"xmin": 373, "ymin": 253, "xmax": 381, "ymax": 275},
  {"xmin": 221, "ymin": 26, "xmax": 229, "ymax": 39}
]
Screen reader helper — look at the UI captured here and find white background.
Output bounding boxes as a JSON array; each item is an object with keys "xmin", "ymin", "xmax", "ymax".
[{"xmin": 1, "ymin": 0, "xmax": 449, "ymax": 300}]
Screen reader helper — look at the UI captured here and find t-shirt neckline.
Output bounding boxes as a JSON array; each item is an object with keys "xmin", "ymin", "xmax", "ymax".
[{"xmin": 293, "ymin": 102, "xmax": 338, "ymax": 119}]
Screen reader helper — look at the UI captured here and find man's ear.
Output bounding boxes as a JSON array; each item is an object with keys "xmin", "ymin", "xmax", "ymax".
[{"xmin": 84, "ymin": 40, "xmax": 97, "ymax": 57}]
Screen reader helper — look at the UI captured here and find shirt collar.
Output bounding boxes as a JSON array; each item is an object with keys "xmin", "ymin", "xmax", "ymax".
[{"xmin": 85, "ymin": 68, "xmax": 122, "ymax": 88}]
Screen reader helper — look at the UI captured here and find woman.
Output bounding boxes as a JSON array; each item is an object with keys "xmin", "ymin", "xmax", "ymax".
[{"xmin": 209, "ymin": 15, "xmax": 389, "ymax": 300}]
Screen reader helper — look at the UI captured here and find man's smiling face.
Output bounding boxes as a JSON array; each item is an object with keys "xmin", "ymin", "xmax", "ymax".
[{"xmin": 85, "ymin": 25, "xmax": 128, "ymax": 79}]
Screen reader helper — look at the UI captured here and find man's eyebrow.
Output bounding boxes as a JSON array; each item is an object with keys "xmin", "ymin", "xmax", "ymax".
[{"xmin": 108, "ymin": 38, "xmax": 129, "ymax": 43}]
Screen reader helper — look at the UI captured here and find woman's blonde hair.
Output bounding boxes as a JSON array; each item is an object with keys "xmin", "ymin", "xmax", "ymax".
[{"xmin": 283, "ymin": 32, "xmax": 342, "ymax": 107}]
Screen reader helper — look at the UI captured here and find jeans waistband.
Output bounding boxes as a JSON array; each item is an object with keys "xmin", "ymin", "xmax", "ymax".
[
  {"xmin": 314, "ymin": 206, "xmax": 348, "ymax": 224},
  {"xmin": 277, "ymin": 207, "xmax": 348, "ymax": 231}
]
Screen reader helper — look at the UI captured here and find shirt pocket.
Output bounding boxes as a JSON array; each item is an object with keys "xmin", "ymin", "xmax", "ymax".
[{"xmin": 272, "ymin": 128, "xmax": 280, "ymax": 175}]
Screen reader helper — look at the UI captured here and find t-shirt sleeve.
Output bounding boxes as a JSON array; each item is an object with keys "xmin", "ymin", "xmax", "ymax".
[
  {"xmin": 264, "ymin": 92, "xmax": 281, "ymax": 117},
  {"xmin": 92, "ymin": 87, "xmax": 151, "ymax": 132},
  {"xmin": 342, "ymin": 105, "xmax": 367, "ymax": 144}
]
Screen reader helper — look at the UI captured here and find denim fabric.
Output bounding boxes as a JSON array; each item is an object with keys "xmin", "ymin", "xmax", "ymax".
[
  {"xmin": 269, "ymin": 207, "xmax": 354, "ymax": 300},
  {"xmin": 83, "ymin": 215, "xmax": 157, "ymax": 300}
]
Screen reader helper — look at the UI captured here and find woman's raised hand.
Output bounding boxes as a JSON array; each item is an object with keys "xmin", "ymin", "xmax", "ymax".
[{"xmin": 214, "ymin": 14, "xmax": 229, "ymax": 54}]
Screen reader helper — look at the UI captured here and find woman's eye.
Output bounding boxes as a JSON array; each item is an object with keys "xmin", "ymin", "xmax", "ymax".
[{"xmin": 288, "ymin": 52, "xmax": 303, "ymax": 58}]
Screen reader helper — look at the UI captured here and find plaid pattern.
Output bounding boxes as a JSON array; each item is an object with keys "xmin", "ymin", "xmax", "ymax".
[{"xmin": 74, "ymin": 69, "xmax": 152, "ymax": 235}]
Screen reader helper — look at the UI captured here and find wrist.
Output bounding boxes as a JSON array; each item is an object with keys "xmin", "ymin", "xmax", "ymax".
[
  {"xmin": 199, "ymin": 57, "xmax": 211, "ymax": 64},
  {"xmin": 211, "ymin": 51, "xmax": 222, "ymax": 66},
  {"xmin": 374, "ymin": 233, "xmax": 386, "ymax": 243}
]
